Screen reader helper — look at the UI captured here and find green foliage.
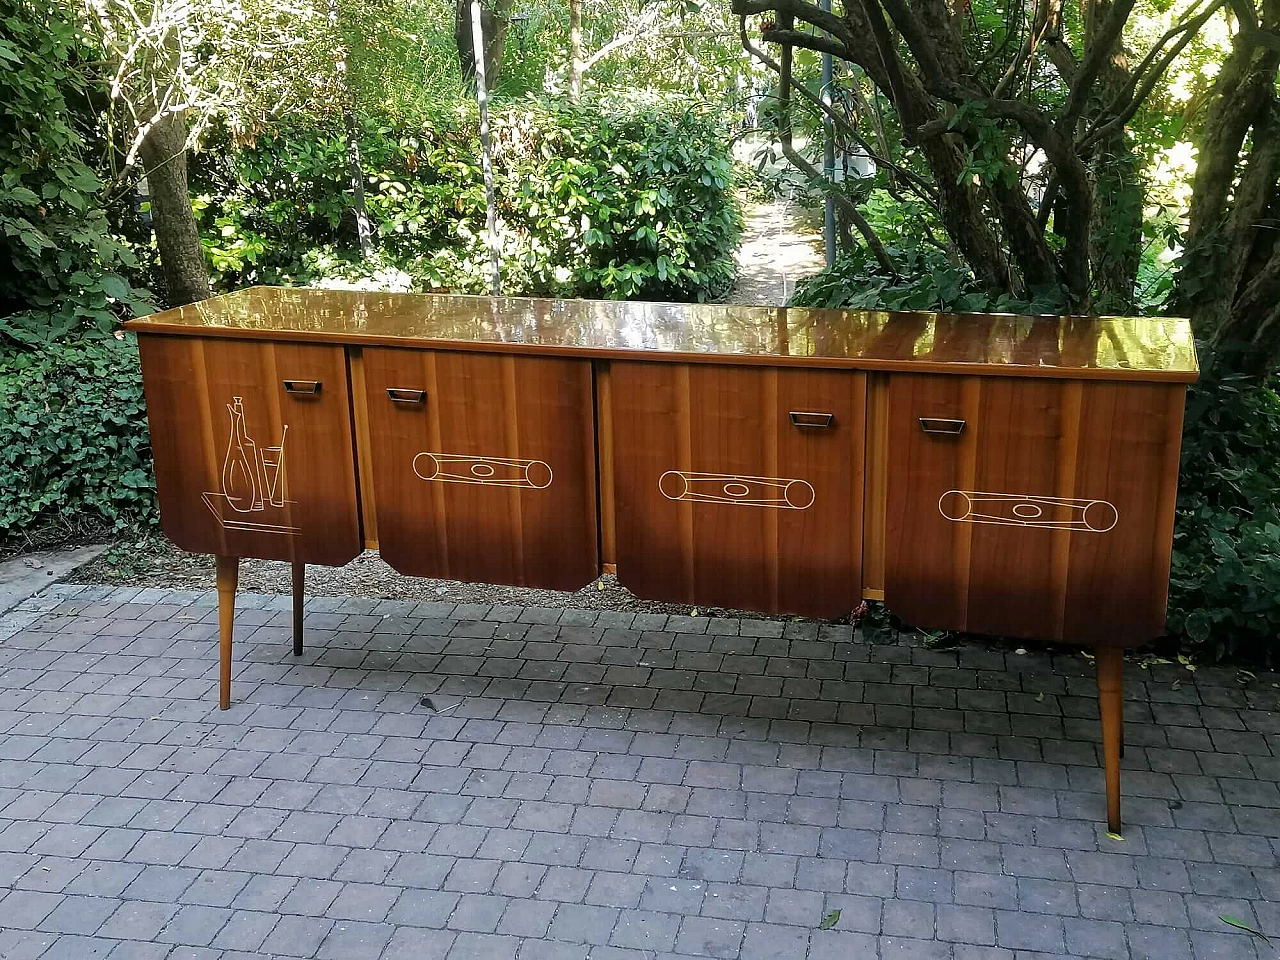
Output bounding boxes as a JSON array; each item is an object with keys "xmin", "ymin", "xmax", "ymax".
[
  {"xmin": 195, "ymin": 96, "xmax": 742, "ymax": 301},
  {"xmin": 789, "ymin": 243, "xmax": 1069, "ymax": 315},
  {"xmin": 789, "ymin": 185, "xmax": 1074, "ymax": 313},
  {"xmin": 0, "ymin": 336, "xmax": 156, "ymax": 539},
  {"xmin": 0, "ymin": 0, "xmax": 151, "ymax": 347},
  {"xmin": 1167, "ymin": 354, "xmax": 1280, "ymax": 665}
]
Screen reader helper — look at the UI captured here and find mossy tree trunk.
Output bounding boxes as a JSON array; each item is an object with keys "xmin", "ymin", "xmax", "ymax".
[
  {"xmin": 1173, "ymin": 0, "xmax": 1280, "ymax": 373},
  {"xmin": 138, "ymin": 112, "xmax": 210, "ymax": 307}
]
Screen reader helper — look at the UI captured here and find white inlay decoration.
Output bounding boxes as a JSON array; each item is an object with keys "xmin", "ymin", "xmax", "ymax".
[
  {"xmin": 938, "ymin": 490, "xmax": 1118, "ymax": 532},
  {"xmin": 659, "ymin": 471, "xmax": 815, "ymax": 510},
  {"xmin": 414, "ymin": 453, "xmax": 553, "ymax": 489},
  {"xmin": 202, "ymin": 396, "xmax": 299, "ymax": 535}
]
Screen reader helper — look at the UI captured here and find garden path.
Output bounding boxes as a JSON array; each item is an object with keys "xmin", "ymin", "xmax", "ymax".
[{"xmin": 727, "ymin": 200, "xmax": 827, "ymax": 307}]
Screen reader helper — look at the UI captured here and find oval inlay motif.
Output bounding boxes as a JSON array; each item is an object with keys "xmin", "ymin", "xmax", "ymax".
[
  {"xmin": 470, "ymin": 463, "xmax": 495, "ymax": 477},
  {"xmin": 722, "ymin": 482, "xmax": 751, "ymax": 498},
  {"xmin": 1012, "ymin": 502, "xmax": 1043, "ymax": 519}
]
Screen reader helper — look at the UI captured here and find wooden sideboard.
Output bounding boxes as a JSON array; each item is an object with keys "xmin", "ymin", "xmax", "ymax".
[{"xmin": 126, "ymin": 287, "xmax": 1199, "ymax": 832}]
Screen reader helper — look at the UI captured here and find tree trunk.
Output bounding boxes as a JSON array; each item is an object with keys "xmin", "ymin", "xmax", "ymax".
[
  {"xmin": 344, "ymin": 109, "xmax": 373, "ymax": 257},
  {"xmin": 1089, "ymin": 133, "xmax": 1143, "ymax": 313},
  {"xmin": 1084, "ymin": 0, "xmax": 1142, "ymax": 313},
  {"xmin": 329, "ymin": 0, "xmax": 373, "ymax": 258},
  {"xmin": 569, "ymin": 0, "xmax": 584, "ymax": 99},
  {"xmin": 1174, "ymin": 0, "xmax": 1280, "ymax": 372},
  {"xmin": 456, "ymin": 0, "xmax": 512, "ymax": 91},
  {"xmin": 138, "ymin": 113, "xmax": 210, "ymax": 308}
]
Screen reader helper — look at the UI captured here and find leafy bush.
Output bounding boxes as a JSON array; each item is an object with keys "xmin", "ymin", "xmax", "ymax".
[
  {"xmin": 0, "ymin": 0, "xmax": 151, "ymax": 347},
  {"xmin": 0, "ymin": 336, "xmax": 156, "ymax": 539},
  {"xmin": 193, "ymin": 96, "xmax": 741, "ymax": 301},
  {"xmin": 1167, "ymin": 356, "xmax": 1280, "ymax": 665},
  {"xmin": 789, "ymin": 243, "xmax": 1068, "ymax": 315}
]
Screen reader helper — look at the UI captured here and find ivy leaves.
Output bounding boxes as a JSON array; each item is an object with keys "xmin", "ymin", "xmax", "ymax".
[{"xmin": 0, "ymin": 336, "xmax": 157, "ymax": 537}]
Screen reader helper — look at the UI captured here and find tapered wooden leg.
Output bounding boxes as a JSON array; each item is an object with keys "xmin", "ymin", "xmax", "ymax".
[
  {"xmin": 292, "ymin": 561, "xmax": 305, "ymax": 657},
  {"xmin": 216, "ymin": 555, "xmax": 239, "ymax": 710},
  {"xmin": 1096, "ymin": 646, "xmax": 1124, "ymax": 834}
]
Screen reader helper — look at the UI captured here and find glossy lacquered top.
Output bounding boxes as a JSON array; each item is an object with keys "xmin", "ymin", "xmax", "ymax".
[{"xmin": 125, "ymin": 286, "xmax": 1199, "ymax": 382}]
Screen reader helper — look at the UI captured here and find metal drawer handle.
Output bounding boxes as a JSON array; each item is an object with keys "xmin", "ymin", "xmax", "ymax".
[
  {"xmin": 387, "ymin": 388, "xmax": 427, "ymax": 405},
  {"xmin": 919, "ymin": 417, "xmax": 966, "ymax": 435},
  {"xmin": 283, "ymin": 380, "xmax": 321, "ymax": 396},
  {"xmin": 789, "ymin": 411, "xmax": 835, "ymax": 428}
]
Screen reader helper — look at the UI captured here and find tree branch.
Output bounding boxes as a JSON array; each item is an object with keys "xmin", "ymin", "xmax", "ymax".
[
  {"xmin": 1059, "ymin": 0, "xmax": 1138, "ymax": 125},
  {"xmin": 853, "ymin": 0, "xmax": 924, "ymax": 131},
  {"xmin": 581, "ymin": 4, "xmax": 665, "ymax": 69},
  {"xmin": 776, "ymin": 31, "xmax": 899, "ymax": 276},
  {"xmin": 759, "ymin": 26, "xmax": 851, "ymax": 59},
  {"xmin": 741, "ymin": 21, "xmax": 938, "ymax": 202},
  {"xmin": 1079, "ymin": 0, "xmax": 1226, "ymax": 150},
  {"xmin": 871, "ymin": 0, "xmax": 957, "ymax": 90},
  {"xmin": 733, "ymin": 0, "xmax": 858, "ymax": 47}
]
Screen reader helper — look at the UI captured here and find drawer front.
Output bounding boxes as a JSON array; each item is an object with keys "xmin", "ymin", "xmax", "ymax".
[
  {"xmin": 138, "ymin": 335, "xmax": 362, "ymax": 565},
  {"xmin": 884, "ymin": 374, "xmax": 1184, "ymax": 642},
  {"xmin": 611, "ymin": 362, "xmax": 864, "ymax": 618},
  {"xmin": 362, "ymin": 348, "xmax": 598, "ymax": 590}
]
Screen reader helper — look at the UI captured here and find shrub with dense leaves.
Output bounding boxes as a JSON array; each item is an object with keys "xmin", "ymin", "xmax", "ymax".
[
  {"xmin": 193, "ymin": 96, "xmax": 741, "ymax": 301},
  {"xmin": 0, "ymin": 337, "xmax": 156, "ymax": 538},
  {"xmin": 790, "ymin": 244, "xmax": 1070, "ymax": 315},
  {"xmin": 1167, "ymin": 356, "xmax": 1280, "ymax": 665},
  {"xmin": 1, "ymin": 0, "xmax": 156, "ymax": 545},
  {"xmin": 0, "ymin": 0, "xmax": 151, "ymax": 346}
]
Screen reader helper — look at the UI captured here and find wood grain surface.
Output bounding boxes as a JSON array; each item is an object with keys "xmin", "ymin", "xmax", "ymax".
[
  {"xmin": 882, "ymin": 373, "xmax": 1186, "ymax": 643},
  {"xmin": 124, "ymin": 287, "xmax": 1200, "ymax": 383},
  {"xmin": 138, "ymin": 334, "xmax": 362, "ymax": 566},
  {"xmin": 361, "ymin": 347, "xmax": 599, "ymax": 590},
  {"xmin": 609, "ymin": 361, "xmax": 864, "ymax": 618}
]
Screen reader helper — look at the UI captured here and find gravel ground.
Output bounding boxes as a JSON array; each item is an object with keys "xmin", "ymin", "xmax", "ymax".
[
  {"xmin": 73, "ymin": 537, "xmax": 830, "ymax": 621},
  {"xmin": 727, "ymin": 200, "xmax": 825, "ymax": 306}
]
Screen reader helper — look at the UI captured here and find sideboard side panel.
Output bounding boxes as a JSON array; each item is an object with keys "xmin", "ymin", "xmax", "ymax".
[
  {"xmin": 1060, "ymin": 382, "xmax": 1186, "ymax": 642},
  {"xmin": 138, "ymin": 334, "xmax": 362, "ymax": 566}
]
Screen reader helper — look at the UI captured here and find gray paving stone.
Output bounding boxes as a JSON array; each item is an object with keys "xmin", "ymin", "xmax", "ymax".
[
  {"xmin": 446, "ymin": 931, "xmax": 520, "ymax": 959},
  {"xmin": 0, "ymin": 586, "xmax": 1276, "ymax": 960}
]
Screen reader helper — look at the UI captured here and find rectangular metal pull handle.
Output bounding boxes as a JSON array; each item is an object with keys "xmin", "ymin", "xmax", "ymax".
[
  {"xmin": 387, "ymin": 388, "xmax": 427, "ymax": 405},
  {"xmin": 283, "ymin": 380, "xmax": 321, "ymax": 396},
  {"xmin": 919, "ymin": 417, "xmax": 966, "ymax": 435},
  {"xmin": 789, "ymin": 411, "xmax": 835, "ymax": 428}
]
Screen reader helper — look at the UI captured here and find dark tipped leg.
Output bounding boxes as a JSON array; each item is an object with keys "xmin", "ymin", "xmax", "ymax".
[
  {"xmin": 292, "ymin": 561, "xmax": 305, "ymax": 657},
  {"xmin": 216, "ymin": 555, "xmax": 239, "ymax": 710},
  {"xmin": 1096, "ymin": 646, "xmax": 1124, "ymax": 834}
]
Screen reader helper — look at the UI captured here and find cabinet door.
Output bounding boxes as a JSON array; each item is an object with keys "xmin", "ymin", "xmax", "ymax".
[
  {"xmin": 362, "ymin": 348, "xmax": 598, "ymax": 590},
  {"xmin": 610, "ymin": 362, "xmax": 864, "ymax": 618},
  {"xmin": 884, "ymin": 374, "xmax": 1184, "ymax": 642},
  {"xmin": 138, "ymin": 334, "xmax": 362, "ymax": 565}
]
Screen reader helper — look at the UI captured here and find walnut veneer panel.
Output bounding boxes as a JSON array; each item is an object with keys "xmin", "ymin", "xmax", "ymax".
[
  {"xmin": 137, "ymin": 334, "xmax": 362, "ymax": 566},
  {"xmin": 609, "ymin": 362, "xmax": 864, "ymax": 619},
  {"xmin": 883, "ymin": 374, "xmax": 1185, "ymax": 643},
  {"xmin": 125, "ymin": 287, "xmax": 1200, "ymax": 383},
  {"xmin": 361, "ymin": 347, "xmax": 598, "ymax": 591}
]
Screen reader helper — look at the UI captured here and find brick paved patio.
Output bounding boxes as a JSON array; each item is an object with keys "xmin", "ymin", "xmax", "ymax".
[{"xmin": 0, "ymin": 583, "xmax": 1277, "ymax": 960}]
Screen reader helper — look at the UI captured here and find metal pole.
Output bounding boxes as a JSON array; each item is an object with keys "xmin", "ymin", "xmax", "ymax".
[
  {"xmin": 820, "ymin": 0, "xmax": 836, "ymax": 266},
  {"xmin": 470, "ymin": 0, "xmax": 502, "ymax": 296}
]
